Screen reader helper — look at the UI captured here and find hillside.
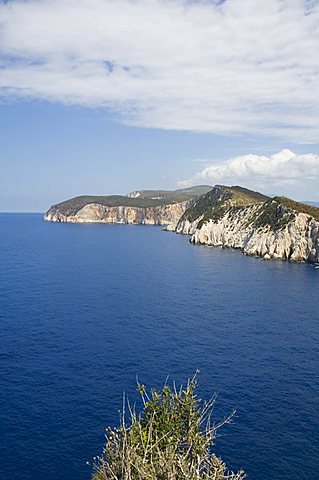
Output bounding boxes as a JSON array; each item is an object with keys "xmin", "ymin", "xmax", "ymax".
[
  {"xmin": 175, "ymin": 185, "xmax": 319, "ymax": 263},
  {"xmin": 127, "ymin": 185, "xmax": 212, "ymax": 201},
  {"xmin": 177, "ymin": 185, "xmax": 269, "ymax": 226},
  {"xmin": 276, "ymin": 197, "xmax": 319, "ymax": 221},
  {"xmin": 49, "ymin": 185, "xmax": 212, "ymax": 217}
]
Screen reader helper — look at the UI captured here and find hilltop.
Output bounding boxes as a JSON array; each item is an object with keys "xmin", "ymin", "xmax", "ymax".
[
  {"xmin": 178, "ymin": 185, "xmax": 269, "ymax": 226},
  {"xmin": 47, "ymin": 186, "xmax": 212, "ymax": 217},
  {"xmin": 44, "ymin": 186, "xmax": 212, "ymax": 226}
]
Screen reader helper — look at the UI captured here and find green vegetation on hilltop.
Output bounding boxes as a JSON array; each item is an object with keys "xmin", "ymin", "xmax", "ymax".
[
  {"xmin": 180, "ymin": 187, "xmax": 232, "ymax": 223},
  {"xmin": 180, "ymin": 186, "xmax": 319, "ymax": 232},
  {"xmin": 49, "ymin": 186, "xmax": 212, "ymax": 216},
  {"xmin": 181, "ymin": 185, "xmax": 269, "ymax": 225},
  {"xmin": 92, "ymin": 374, "xmax": 244, "ymax": 480},
  {"xmin": 252, "ymin": 200, "xmax": 294, "ymax": 231},
  {"xmin": 274, "ymin": 197, "xmax": 319, "ymax": 221},
  {"xmin": 132, "ymin": 185, "xmax": 213, "ymax": 201},
  {"xmin": 250, "ymin": 197, "xmax": 319, "ymax": 232}
]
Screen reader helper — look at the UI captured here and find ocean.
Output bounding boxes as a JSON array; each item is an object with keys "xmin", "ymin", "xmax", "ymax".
[{"xmin": 0, "ymin": 213, "xmax": 318, "ymax": 480}]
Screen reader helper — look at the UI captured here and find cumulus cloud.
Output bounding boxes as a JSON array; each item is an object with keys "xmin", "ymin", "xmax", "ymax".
[
  {"xmin": 179, "ymin": 149, "xmax": 319, "ymax": 198},
  {"xmin": 1, "ymin": 0, "xmax": 319, "ymax": 140}
]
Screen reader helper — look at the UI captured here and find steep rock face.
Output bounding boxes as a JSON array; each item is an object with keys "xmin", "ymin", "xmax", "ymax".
[
  {"xmin": 44, "ymin": 184, "xmax": 319, "ymax": 263},
  {"xmin": 174, "ymin": 216, "xmax": 203, "ymax": 235},
  {"xmin": 175, "ymin": 185, "xmax": 269, "ymax": 232},
  {"xmin": 178, "ymin": 192, "xmax": 319, "ymax": 263},
  {"xmin": 44, "ymin": 186, "xmax": 213, "ymax": 226},
  {"xmin": 44, "ymin": 200, "xmax": 192, "ymax": 226}
]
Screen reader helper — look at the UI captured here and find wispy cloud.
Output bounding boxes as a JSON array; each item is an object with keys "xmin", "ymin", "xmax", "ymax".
[
  {"xmin": 1, "ymin": 0, "xmax": 319, "ymax": 140},
  {"xmin": 179, "ymin": 149, "xmax": 319, "ymax": 198}
]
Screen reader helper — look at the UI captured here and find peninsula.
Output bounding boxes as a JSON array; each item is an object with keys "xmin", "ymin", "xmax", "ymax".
[
  {"xmin": 44, "ymin": 186, "xmax": 212, "ymax": 226},
  {"xmin": 45, "ymin": 185, "xmax": 319, "ymax": 263}
]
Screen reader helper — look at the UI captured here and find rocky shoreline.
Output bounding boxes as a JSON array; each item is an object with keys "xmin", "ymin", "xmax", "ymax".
[
  {"xmin": 187, "ymin": 201, "xmax": 319, "ymax": 263},
  {"xmin": 45, "ymin": 200, "xmax": 192, "ymax": 226},
  {"xmin": 45, "ymin": 185, "xmax": 319, "ymax": 264}
]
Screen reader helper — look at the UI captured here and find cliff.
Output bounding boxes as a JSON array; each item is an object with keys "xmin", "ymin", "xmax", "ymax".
[
  {"xmin": 45, "ymin": 184, "xmax": 319, "ymax": 263},
  {"xmin": 176, "ymin": 186, "xmax": 319, "ymax": 263},
  {"xmin": 44, "ymin": 186, "xmax": 212, "ymax": 226},
  {"xmin": 45, "ymin": 200, "xmax": 194, "ymax": 225}
]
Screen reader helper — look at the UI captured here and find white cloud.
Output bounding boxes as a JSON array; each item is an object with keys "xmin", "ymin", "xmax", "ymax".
[
  {"xmin": 179, "ymin": 149, "xmax": 319, "ymax": 198},
  {"xmin": 1, "ymin": 0, "xmax": 319, "ymax": 140}
]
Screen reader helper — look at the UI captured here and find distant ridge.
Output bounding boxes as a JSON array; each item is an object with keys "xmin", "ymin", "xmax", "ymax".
[
  {"xmin": 127, "ymin": 185, "xmax": 212, "ymax": 199},
  {"xmin": 304, "ymin": 201, "xmax": 319, "ymax": 208},
  {"xmin": 49, "ymin": 186, "xmax": 212, "ymax": 217}
]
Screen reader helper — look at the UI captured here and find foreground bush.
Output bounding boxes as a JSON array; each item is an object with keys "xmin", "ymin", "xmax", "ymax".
[{"xmin": 92, "ymin": 374, "xmax": 245, "ymax": 480}]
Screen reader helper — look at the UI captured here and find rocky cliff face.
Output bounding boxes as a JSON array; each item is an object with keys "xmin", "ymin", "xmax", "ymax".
[
  {"xmin": 44, "ymin": 186, "xmax": 213, "ymax": 226},
  {"xmin": 44, "ymin": 184, "xmax": 319, "ymax": 263},
  {"xmin": 175, "ymin": 187, "xmax": 319, "ymax": 263},
  {"xmin": 44, "ymin": 200, "xmax": 192, "ymax": 226}
]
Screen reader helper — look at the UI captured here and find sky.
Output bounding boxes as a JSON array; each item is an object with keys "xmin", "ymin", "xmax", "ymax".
[{"xmin": 1, "ymin": 0, "xmax": 319, "ymax": 211}]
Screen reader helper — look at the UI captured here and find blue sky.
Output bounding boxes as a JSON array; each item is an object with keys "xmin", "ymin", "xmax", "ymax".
[{"xmin": 1, "ymin": 0, "xmax": 319, "ymax": 211}]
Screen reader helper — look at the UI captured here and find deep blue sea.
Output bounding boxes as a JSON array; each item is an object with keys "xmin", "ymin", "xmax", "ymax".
[{"xmin": 0, "ymin": 213, "xmax": 318, "ymax": 480}]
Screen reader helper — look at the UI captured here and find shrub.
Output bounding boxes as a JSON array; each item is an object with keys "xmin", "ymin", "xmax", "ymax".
[{"xmin": 92, "ymin": 373, "xmax": 245, "ymax": 480}]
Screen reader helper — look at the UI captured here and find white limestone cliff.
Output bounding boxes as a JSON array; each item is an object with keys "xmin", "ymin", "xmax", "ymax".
[
  {"xmin": 178, "ymin": 201, "xmax": 319, "ymax": 263},
  {"xmin": 44, "ymin": 200, "xmax": 191, "ymax": 226},
  {"xmin": 44, "ymin": 185, "xmax": 319, "ymax": 264}
]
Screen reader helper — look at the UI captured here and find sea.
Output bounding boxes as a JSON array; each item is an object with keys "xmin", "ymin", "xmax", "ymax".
[{"xmin": 0, "ymin": 213, "xmax": 318, "ymax": 480}]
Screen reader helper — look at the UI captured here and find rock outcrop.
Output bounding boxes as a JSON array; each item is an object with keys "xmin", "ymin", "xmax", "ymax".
[
  {"xmin": 176, "ymin": 186, "xmax": 319, "ymax": 263},
  {"xmin": 45, "ymin": 200, "xmax": 192, "ymax": 226}
]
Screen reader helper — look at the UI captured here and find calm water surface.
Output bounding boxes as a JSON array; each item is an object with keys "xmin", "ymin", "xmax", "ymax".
[{"xmin": 0, "ymin": 214, "xmax": 318, "ymax": 480}]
